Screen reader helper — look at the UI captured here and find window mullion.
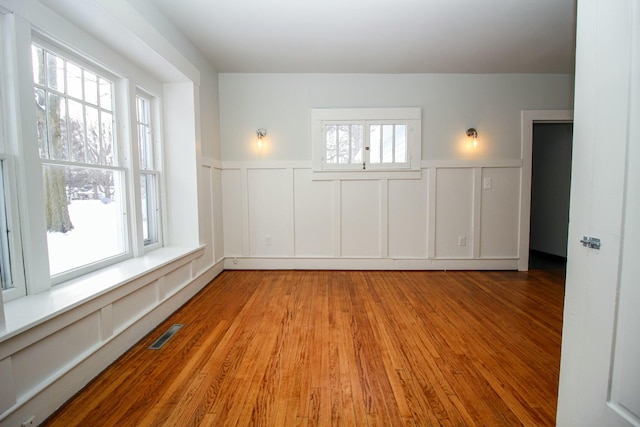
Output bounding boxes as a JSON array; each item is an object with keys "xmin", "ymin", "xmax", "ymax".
[
  {"xmin": 98, "ymin": 108, "xmax": 103, "ymax": 165},
  {"xmin": 364, "ymin": 121, "xmax": 370, "ymax": 167},
  {"xmin": 40, "ymin": 159, "xmax": 125, "ymax": 172},
  {"xmin": 377, "ymin": 124, "xmax": 380, "ymax": 163},
  {"xmin": 81, "ymin": 102, "xmax": 88, "ymax": 163}
]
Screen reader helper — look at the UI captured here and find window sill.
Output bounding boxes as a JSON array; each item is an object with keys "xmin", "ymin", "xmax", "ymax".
[{"xmin": 0, "ymin": 245, "xmax": 204, "ymax": 342}]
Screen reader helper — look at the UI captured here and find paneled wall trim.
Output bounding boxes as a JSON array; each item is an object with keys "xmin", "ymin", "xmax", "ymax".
[
  {"xmin": 222, "ymin": 159, "xmax": 522, "ymax": 271},
  {"xmin": 0, "ymin": 247, "xmax": 224, "ymax": 426}
]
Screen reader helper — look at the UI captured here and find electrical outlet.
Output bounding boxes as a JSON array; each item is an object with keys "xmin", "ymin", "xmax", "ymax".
[
  {"xmin": 483, "ymin": 178, "xmax": 492, "ymax": 190},
  {"xmin": 265, "ymin": 235, "xmax": 272, "ymax": 246},
  {"xmin": 21, "ymin": 415, "xmax": 36, "ymax": 426},
  {"xmin": 458, "ymin": 235, "xmax": 467, "ymax": 246}
]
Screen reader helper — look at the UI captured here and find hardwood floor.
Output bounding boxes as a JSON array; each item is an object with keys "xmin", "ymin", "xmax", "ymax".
[{"xmin": 44, "ymin": 269, "xmax": 565, "ymax": 426}]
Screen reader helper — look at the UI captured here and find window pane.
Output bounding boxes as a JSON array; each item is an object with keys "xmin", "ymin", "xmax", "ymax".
[
  {"xmin": 85, "ymin": 106, "xmax": 100, "ymax": 164},
  {"xmin": 84, "ymin": 70, "xmax": 98, "ymax": 105},
  {"xmin": 99, "ymin": 78, "xmax": 112, "ymax": 111},
  {"xmin": 395, "ymin": 125, "xmax": 407, "ymax": 163},
  {"xmin": 138, "ymin": 125, "xmax": 152, "ymax": 170},
  {"xmin": 382, "ymin": 125, "xmax": 394, "ymax": 163},
  {"xmin": 67, "ymin": 99, "xmax": 85, "ymax": 162},
  {"xmin": 35, "ymin": 88, "xmax": 48, "ymax": 158},
  {"xmin": 47, "ymin": 92, "xmax": 68, "ymax": 160},
  {"xmin": 370, "ymin": 125, "xmax": 381, "ymax": 164},
  {"xmin": 351, "ymin": 125, "xmax": 363, "ymax": 163},
  {"xmin": 140, "ymin": 173, "xmax": 159, "ymax": 245},
  {"xmin": 325, "ymin": 124, "xmax": 337, "ymax": 164},
  {"xmin": 137, "ymin": 96, "xmax": 149, "ymax": 125},
  {"xmin": 66, "ymin": 62, "xmax": 83, "ymax": 100},
  {"xmin": 41, "ymin": 67, "xmax": 116, "ymax": 166},
  {"xmin": 136, "ymin": 96, "xmax": 153, "ymax": 170},
  {"xmin": 32, "ymin": 45, "xmax": 45, "ymax": 86},
  {"xmin": 44, "ymin": 164, "xmax": 126, "ymax": 276},
  {"xmin": 337, "ymin": 125, "xmax": 350, "ymax": 164},
  {"xmin": 45, "ymin": 52, "xmax": 65, "ymax": 93},
  {"xmin": 101, "ymin": 112, "xmax": 114, "ymax": 166},
  {"xmin": 140, "ymin": 176, "xmax": 149, "ymax": 242},
  {"xmin": 0, "ymin": 162, "xmax": 12, "ymax": 290}
]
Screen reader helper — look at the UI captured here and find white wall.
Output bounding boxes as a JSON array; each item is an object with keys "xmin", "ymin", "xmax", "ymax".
[
  {"xmin": 220, "ymin": 74, "xmax": 574, "ymax": 161},
  {"xmin": 219, "ymin": 74, "xmax": 574, "ymax": 269}
]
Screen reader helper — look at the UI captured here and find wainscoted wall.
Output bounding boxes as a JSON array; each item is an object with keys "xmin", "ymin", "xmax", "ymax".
[
  {"xmin": 222, "ymin": 160, "xmax": 522, "ymax": 270},
  {"xmin": 218, "ymin": 73, "xmax": 574, "ymax": 271},
  {"xmin": 0, "ymin": 248, "xmax": 224, "ymax": 427}
]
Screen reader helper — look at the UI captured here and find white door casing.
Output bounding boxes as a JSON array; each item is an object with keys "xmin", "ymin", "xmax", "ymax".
[{"xmin": 556, "ymin": 0, "xmax": 640, "ymax": 426}]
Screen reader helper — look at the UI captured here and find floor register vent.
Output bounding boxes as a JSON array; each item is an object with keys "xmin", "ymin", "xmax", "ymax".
[{"xmin": 149, "ymin": 324, "xmax": 183, "ymax": 349}]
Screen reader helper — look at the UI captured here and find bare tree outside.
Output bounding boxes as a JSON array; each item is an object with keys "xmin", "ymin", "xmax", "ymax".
[{"xmin": 35, "ymin": 49, "xmax": 73, "ymax": 233}]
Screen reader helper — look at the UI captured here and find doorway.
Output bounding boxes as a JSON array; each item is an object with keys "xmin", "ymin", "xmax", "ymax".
[
  {"xmin": 529, "ymin": 123, "xmax": 573, "ymax": 269},
  {"xmin": 518, "ymin": 110, "xmax": 574, "ymax": 271}
]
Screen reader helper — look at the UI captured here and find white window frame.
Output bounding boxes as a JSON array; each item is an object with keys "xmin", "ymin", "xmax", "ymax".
[
  {"xmin": 0, "ymin": 9, "xmax": 176, "ymax": 309},
  {"xmin": 32, "ymin": 39, "xmax": 133, "ymax": 284},
  {"xmin": 0, "ymin": 12, "xmax": 27, "ymax": 301},
  {"xmin": 312, "ymin": 107, "xmax": 422, "ymax": 180},
  {"xmin": 0, "ymin": 158, "xmax": 26, "ymax": 302},
  {"xmin": 135, "ymin": 90, "xmax": 163, "ymax": 250}
]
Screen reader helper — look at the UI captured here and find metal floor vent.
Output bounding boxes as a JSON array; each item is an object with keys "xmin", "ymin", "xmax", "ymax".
[{"xmin": 149, "ymin": 324, "xmax": 183, "ymax": 350}]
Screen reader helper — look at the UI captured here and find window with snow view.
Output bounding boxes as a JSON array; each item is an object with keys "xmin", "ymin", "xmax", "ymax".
[
  {"xmin": 311, "ymin": 108, "xmax": 422, "ymax": 179},
  {"xmin": 33, "ymin": 43, "xmax": 128, "ymax": 277}
]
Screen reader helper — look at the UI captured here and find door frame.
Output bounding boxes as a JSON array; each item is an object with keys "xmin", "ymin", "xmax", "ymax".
[{"xmin": 519, "ymin": 109, "xmax": 574, "ymax": 271}]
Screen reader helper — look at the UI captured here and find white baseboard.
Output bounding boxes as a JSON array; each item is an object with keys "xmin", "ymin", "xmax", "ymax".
[{"xmin": 223, "ymin": 257, "xmax": 519, "ymax": 271}]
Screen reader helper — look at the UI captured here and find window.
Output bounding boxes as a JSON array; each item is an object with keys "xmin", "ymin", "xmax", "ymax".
[
  {"xmin": 368, "ymin": 123, "xmax": 407, "ymax": 165},
  {"xmin": 32, "ymin": 43, "xmax": 128, "ymax": 278},
  {"xmin": 0, "ymin": 158, "xmax": 25, "ymax": 300},
  {"xmin": 0, "ymin": 161, "xmax": 12, "ymax": 291},
  {"xmin": 0, "ymin": 18, "xmax": 9, "ymax": 292},
  {"xmin": 324, "ymin": 123, "xmax": 364, "ymax": 168},
  {"xmin": 0, "ymin": 15, "xmax": 26, "ymax": 301},
  {"xmin": 312, "ymin": 108, "xmax": 421, "ymax": 179},
  {"xmin": 136, "ymin": 94, "xmax": 161, "ymax": 247}
]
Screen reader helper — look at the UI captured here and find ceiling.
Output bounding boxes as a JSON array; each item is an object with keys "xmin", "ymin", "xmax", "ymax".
[{"xmin": 149, "ymin": 0, "xmax": 577, "ymax": 74}]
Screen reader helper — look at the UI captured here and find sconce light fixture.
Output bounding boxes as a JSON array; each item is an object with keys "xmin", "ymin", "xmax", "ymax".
[
  {"xmin": 466, "ymin": 128, "xmax": 478, "ymax": 149},
  {"xmin": 256, "ymin": 128, "xmax": 267, "ymax": 149}
]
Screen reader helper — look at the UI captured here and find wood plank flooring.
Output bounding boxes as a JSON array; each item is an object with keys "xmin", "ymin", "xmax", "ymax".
[{"xmin": 44, "ymin": 269, "xmax": 565, "ymax": 426}]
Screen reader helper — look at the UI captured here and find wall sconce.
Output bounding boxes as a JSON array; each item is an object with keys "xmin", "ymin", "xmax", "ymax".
[
  {"xmin": 466, "ymin": 128, "xmax": 478, "ymax": 149},
  {"xmin": 256, "ymin": 128, "xmax": 267, "ymax": 149}
]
